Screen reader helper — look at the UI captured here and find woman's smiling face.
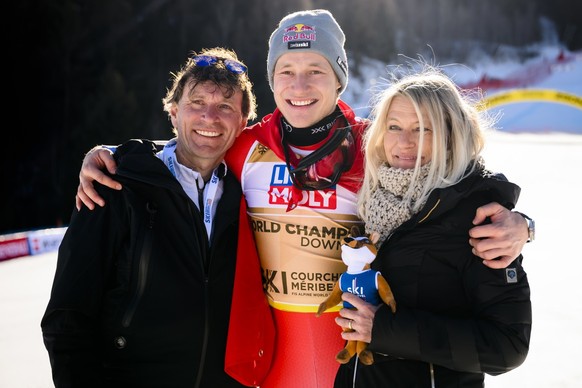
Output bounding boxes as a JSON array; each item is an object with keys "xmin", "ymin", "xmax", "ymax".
[{"xmin": 383, "ymin": 95, "xmax": 433, "ymax": 169}]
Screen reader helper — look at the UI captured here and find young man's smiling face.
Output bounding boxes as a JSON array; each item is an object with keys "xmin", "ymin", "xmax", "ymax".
[{"xmin": 272, "ymin": 52, "xmax": 341, "ymax": 128}]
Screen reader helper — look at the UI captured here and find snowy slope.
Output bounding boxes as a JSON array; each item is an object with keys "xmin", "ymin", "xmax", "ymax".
[
  {"xmin": 481, "ymin": 131, "xmax": 582, "ymax": 388},
  {"xmin": 343, "ymin": 45, "xmax": 582, "ymax": 135}
]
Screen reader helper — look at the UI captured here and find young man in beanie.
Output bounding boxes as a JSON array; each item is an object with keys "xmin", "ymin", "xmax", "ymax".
[{"xmin": 74, "ymin": 9, "xmax": 533, "ymax": 388}]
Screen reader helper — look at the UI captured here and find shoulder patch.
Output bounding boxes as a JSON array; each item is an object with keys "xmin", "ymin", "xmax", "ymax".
[{"xmin": 505, "ymin": 268, "xmax": 518, "ymax": 283}]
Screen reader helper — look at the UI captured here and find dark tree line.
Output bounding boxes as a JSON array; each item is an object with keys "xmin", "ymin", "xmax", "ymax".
[{"xmin": 3, "ymin": 0, "xmax": 580, "ymax": 233}]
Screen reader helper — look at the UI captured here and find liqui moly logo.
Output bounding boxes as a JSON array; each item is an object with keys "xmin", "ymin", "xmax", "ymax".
[
  {"xmin": 283, "ymin": 23, "xmax": 316, "ymax": 44},
  {"xmin": 269, "ymin": 164, "xmax": 337, "ymax": 209}
]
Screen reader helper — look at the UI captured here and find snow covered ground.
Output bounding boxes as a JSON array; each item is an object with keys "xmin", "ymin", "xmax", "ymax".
[
  {"xmin": 1, "ymin": 46, "xmax": 581, "ymax": 387},
  {"xmin": 0, "ymin": 252, "xmax": 55, "ymax": 387},
  {"xmin": 481, "ymin": 131, "xmax": 582, "ymax": 388}
]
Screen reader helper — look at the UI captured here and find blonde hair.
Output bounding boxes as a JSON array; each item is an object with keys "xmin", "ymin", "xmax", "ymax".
[{"xmin": 358, "ymin": 66, "xmax": 491, "ymax": 220}]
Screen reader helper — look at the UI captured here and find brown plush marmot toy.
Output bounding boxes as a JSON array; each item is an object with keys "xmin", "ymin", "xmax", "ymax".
[{"xmin": 316, "ymin": 226, "xmax": 396, "ymax": 365}]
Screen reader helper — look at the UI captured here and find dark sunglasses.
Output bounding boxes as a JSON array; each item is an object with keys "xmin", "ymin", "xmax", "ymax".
[
  {"xmin": 283, "ymin": 123, "xmax": 356, "ymax": 191},
  {"xmin": 343, "ymin": 236, "xmax": 372, "ymax": 247},
  {"xmin": 191, "ymin": 55, "xmax": 248, "ymax": 74}
]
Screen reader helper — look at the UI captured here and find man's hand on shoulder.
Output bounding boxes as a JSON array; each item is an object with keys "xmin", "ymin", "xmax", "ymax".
[
  {"xmin": 75, "ymin": 146, "xmax": 121, "ymax": 211},
  {"xmin": 469, "ymin": 202, "xmax": 530, "ymax": 269}
]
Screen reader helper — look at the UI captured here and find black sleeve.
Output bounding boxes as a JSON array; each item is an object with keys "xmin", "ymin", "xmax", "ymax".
[
  {"xmin": 370, "ymin": 263, "xmax": 531, "ymax": 375},
  {"xmin": 41, "ymin": 185, "xmax": 126, "ymax": 387},
  {"xmin": 368, "ymin": 188, "xmax": 531, "ymax": 375}
]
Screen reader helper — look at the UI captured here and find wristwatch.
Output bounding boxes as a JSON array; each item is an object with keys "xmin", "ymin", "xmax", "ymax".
[{"xmin": 517, "ymin": 212, "xmax": 535, "ymax": 242}]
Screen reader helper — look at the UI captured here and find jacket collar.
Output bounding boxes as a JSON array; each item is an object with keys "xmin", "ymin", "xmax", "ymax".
[{"xmin": 249, "ymin": 100, "xmax": 364, "ymax": 196}]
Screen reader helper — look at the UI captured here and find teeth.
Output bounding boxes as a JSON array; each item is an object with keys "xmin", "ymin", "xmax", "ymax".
[
  {"xmin": 290, "ymin": 99, "xmax": 315, "ymax": 106},
  {"xmin": 196, "ymin": 130, "xmax": 220, "ymax": 137}
]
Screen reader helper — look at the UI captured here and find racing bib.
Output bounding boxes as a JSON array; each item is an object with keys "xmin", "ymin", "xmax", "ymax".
[{"xmin": 242, "ymin": 143, "xmax": 363, "ymax": 312}]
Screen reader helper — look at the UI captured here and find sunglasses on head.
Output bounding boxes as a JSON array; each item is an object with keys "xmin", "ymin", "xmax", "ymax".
[
  {"xmin": 191, "ymin": 55, "xmax": 248, "ymax": 74},
  {"xmin": 283, "ymin": 124, "xmax": 356, "ymax": 191}
]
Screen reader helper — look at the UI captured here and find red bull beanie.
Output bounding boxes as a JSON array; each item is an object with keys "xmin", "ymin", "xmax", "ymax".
[{"xmin": 267, "ymin": 9, "xmax": 349, "ymax": 94}]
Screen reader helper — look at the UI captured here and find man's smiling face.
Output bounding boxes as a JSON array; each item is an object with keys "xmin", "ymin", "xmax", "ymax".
[{"xmin": 272, "ymin": 52, "xmax": 341, "ymax": 128}]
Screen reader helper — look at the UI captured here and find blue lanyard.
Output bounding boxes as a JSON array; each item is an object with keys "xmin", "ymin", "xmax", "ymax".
[{"xmin": 159, "ymin": 140, "xmax": 222, "ymax": 241}]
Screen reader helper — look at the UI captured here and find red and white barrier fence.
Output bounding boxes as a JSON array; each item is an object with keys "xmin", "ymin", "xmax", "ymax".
[{"xmin": 0, "ymin": 227, "xmax": 67, "ymax": 261}]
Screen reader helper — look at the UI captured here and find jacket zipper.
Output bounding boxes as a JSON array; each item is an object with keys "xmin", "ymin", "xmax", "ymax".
[
  {"xmin": 430, "ymin": 362, "xmax": 436, "ymax": 387},
  {"xmin": 117, "ymin": 162, "xmax": 214, "ymax": 387},
  {"xmin": 190, "ymin": 201, "xmax": 210, "ymax": 388},
  {"xmin": 121, "ymin": 201, "xmax": 157, "ymax": 328},
  {"xmin": 194, "ymin": 276, "xmax": 210, "ymax": 388},
  {"xmin": 351, "ymin": 356, "xmax": 359, "ymax": 388}
]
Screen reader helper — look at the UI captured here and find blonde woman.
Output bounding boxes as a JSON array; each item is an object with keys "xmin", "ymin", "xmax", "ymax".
[{"xmin": 334, "ymin": 68, "xmax": 531, "ymax": 387}]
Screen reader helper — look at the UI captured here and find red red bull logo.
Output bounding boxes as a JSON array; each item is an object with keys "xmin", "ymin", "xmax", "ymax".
[
  {"xmin": 283, "ymin": 23, "xmax": 316, "ymax": 43},
  {"xmin": 284, "ymin": 23, "xmax": 315, "ymax": 33}
]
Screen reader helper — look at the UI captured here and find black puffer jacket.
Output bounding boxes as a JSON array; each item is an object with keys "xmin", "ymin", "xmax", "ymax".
[
  {"xmin": 42, "ymin": 139, "xmax": 245, "ymax": 388},
  {"xmin": 335, "ymin": 167, "xmax": 532, "ymax": 388}
]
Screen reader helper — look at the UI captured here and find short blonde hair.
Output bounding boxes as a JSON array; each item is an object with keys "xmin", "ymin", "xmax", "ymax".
[{"xmin": 358, "ymin": 66, "xmax": 491, "ymax": 220}]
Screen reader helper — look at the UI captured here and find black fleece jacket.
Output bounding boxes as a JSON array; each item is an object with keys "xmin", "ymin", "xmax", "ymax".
[{"xmin": 42, "ymin": 139, "xmax": 245, "ymax": 388}]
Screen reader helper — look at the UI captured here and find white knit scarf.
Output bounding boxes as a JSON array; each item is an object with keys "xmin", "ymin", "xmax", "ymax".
[{"xmin": 364, "ymin": 163, "xmax": 431, "ymax": 245}]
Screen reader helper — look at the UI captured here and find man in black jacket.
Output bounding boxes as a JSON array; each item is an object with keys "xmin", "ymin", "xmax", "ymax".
[{"xmin": 41, "ymin": 47, "xmax": 257, "ymax": 388}]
